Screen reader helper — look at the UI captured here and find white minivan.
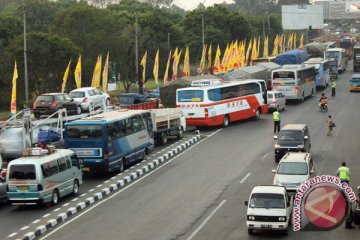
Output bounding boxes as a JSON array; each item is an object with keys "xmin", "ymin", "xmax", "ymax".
[
  {"xmin": 267, "ymin": 91, "xmax": 286, "ymax": 112},
  {"xmin": 245, "ymin": 185, "xmax": 293, "ymax": 235},
  {"xmin": 6, "ymin": 148, "xmax": 82, "ymax": 206}
]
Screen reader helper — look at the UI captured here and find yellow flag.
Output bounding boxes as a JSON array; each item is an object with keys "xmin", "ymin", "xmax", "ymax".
[
  {"xmin": 207, "ymin": 44, "xmax": 212, "ymax": 74},
  {"xmin": 251, "ymin": 38, "xmax": 257, "ymax": 65},
  {"xmin": 91, "ymin": 55, "xmax": 102, "ymax": 88},
  {"xmin": 102, "ymin": 52, "xmax": 109, "ymax": 93},
  {"xmin": 153, "ymin": 49, "xmax": 159, "ymax": 85},
  {"xmin": 293, "ymin": 32, "xmax": 297, "ymax": 49},
  {"xmin": 61, "ymin": 60, "xmax": 71, "ymax": 93},
  {"xmin": 256, "ymin": 36, "xmax": 261, "ymax": 59},
  {"xmin": 172, "ymin": 48, "xmax": 182, "ymax": 80},
  {"xmin": 272, "ymin": 35, "xmax": 278, "ymax": 56},
  {"xmin": 182, "ymin": 46, "xmax": 190, "ymax": 77},
  {"xmin": 213, "ymin": 45, "xmax": 221, "ymax": 74},
  {"xmin": 163, "ymin": 50, "xmax": 172, "ymax": 85},
  {"xmin": 10, "ymin": 61, "xmax": 18, "ymax": 115},
  {"xmin": 74, "ymin": 56, "xmax": 82, "ymax": 89},
  {"xmin": 263, "ymin": 36, "xmax": 268, "ymax": 58},
  {"xmin": 299, "ymin": 33, "xmax": 304, "ymax": 49},
  {"xmin": 199, "ymin": 44, "xmax": 207, "ymax": 74},
  {"xmin": 140, "ymin": 50, "xmax": 147, "ymax": 83}
]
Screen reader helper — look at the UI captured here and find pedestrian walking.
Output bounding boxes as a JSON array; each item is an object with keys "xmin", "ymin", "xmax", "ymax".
[
  {"xmin": 326, "ymin": 115, "xmax": 334, "ymax": 136},
  {"xmin": 273, "ymin": 108, "xmax": 281, "ymax": 134},
  {"xmin": 336, "ymin": 161, "xmax": 351, "ymax": 184},
  {"xmin": 331, "ymin": 80, "xmax": 336, "ymax": 96}
]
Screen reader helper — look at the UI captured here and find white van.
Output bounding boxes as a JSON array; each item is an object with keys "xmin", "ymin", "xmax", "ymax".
[
  {"xmin": 6, "ymin": 148, "xmax": 82, "ymax": 206},
  {"xmin": 245, "ymin": 185, "xmax": 293, "ymax": 235}
]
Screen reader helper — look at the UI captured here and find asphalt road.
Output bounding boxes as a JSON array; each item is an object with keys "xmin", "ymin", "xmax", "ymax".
[{"xmin": 3, "ymin": 63, "xmax": 360, "ymax": 240}]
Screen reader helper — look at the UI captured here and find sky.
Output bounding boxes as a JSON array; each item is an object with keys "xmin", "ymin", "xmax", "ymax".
[{"xmin": 174, "ymin": 0, "xmax": 234, "ymax": 11}]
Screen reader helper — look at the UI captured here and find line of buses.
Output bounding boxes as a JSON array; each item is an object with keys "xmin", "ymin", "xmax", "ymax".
[{"xmin": 176, "ymin": 55, "xmax": 342, "ymax": 128}]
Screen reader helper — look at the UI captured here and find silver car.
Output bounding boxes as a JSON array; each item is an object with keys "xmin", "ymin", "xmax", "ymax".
[
  {"xmin": 272, "ymin": 152, "xmax": 315, "ymax": 193},
  {"xmin": 267, "ymin": 90, "xmax": 286, "ymax": 112},
  {"xmin": 69, "ymin": 87, "xmax": 110, "ymax": 112}
]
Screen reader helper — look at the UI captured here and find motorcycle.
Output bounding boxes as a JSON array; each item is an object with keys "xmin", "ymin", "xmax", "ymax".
[{"xmin": 319, "ymin": 99, "xmax": 328, "ymax": 112}]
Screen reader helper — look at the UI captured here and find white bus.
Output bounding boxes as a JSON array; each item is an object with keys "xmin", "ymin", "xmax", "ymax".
[
  {"xmin": 176, "ymin": 80, "xmax": 267, "ymax": 127},
  {"xmin": 303, "ymin": 58, "xmax": 331, "ymax": 89},
  {"xmin": 272, "ymin": 65, "xmax": 316, "ymax": 102},
  {"xmin": 324, "ymin": 48, "xmax": 347, "ymax": 73},
  {"xmin": 6, "ymin": 148, "xmax": 82, "ymax": 206}
]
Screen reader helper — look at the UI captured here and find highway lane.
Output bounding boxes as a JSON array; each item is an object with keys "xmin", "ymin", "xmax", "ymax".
[
  {"xmin": 40, "ymin": 64, "xmax": 360, "ymax": 240},
  {"xmin": 0, "ymin": 135, "xmax": 193, "ymax": 239}
]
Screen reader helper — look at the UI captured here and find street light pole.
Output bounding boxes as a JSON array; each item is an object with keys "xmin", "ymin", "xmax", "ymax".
[
  {"xmin": 202, "ymin": 0, "xmax": 206, "ymax": 47},
  {"xmin": 23, "ymin": 3, "xmax": 29, "ymax": 108}
]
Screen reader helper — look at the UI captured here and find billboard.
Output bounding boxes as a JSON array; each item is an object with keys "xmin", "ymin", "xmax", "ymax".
[
  {"xmin": 346, "ymin": 1, "xmax": 360, "ymax": 13},
  {"xmin": 282, "ymin": 5, "xmax": 324, "ymax": 30}
]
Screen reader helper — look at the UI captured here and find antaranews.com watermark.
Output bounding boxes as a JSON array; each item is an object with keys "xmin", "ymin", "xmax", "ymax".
[{"xmin": 293, "ymin": 175, "xmax": 356, "ymax": 231}]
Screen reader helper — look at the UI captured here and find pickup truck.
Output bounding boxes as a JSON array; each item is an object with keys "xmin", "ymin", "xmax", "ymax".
[
  {"xmin": 245, "ymin": 185, "xmax": 293, "ymax": 235},
  {"xmin": 150, "ymin": 108, "xmax": 186, "ymax": 145}
]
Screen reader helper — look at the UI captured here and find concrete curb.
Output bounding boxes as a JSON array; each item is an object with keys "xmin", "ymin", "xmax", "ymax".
[{"xmin": 19, "ymin": 135, "xmax": 201, "ymax": 240}]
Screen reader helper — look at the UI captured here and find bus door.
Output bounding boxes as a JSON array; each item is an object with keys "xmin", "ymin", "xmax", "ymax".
[{"xmin": 141, "ymin": 112, "xmax": 154, "ymax": 138}]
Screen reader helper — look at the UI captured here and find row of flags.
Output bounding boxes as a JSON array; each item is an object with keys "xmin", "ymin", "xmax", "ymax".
[
  {"xmin": 139, "ymin": 32, "xmax": 305, "ymax": 82},
  {"xmin": 9, "ymin": 32, "xmax": 305, "ymax": 114}
]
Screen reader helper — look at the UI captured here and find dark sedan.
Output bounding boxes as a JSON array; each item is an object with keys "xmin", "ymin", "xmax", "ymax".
[{"xmin": 33, "ymin": 93, "xmax": 82, "ymax": 119}]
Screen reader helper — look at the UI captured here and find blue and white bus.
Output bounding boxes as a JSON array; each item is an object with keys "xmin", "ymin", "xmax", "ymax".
[
  {"xmin": 304, "ymin": 58, "xmax": 330, "ymax": 89},
  {"xmin": 64, "ymin": 110, "xmax": 154, "ymax": 173}
]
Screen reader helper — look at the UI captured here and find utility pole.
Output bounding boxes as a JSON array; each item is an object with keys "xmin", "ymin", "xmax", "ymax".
[
  {"xmin": 23, "ymin": 3, "xmax": 29, "ymax": 108},
  {"xmin": 202, "ymin": 0, "xmax": 206, "ymax": 47},
  {"xmin": 135, "ymin": 14, "xmax": 141, "ymax": 94},
  {"xmin": 167, "ymin": 32, "xmax": 171, "ymax": 50}
]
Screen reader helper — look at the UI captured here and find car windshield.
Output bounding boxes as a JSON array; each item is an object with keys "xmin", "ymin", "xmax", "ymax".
[
  {"xmin": 119, "ymin": 96, "xmax": 134, "ymax": 105},
  {"xmin": 278, "ymin": 130, "xmax": 303, "ymax": 141},
  {"xmin": 325, "ymin": 51, "xmax": 340, "ymax": 59},
  {"xmin": 37, "ymin": 95, "xmax": 53, "ymax": 101},
  {"xmin": 66, "ymin": 125, "xmax": 103, "ymax": 139},
  {"xmin": 267, "ymin": 93, "xmax": 273, "ymax": 98},
  {"xmin": 249, "ymin": 193, "xmax": 285, "ymax": 209},
  {"xmin": 9, "ymin": 164, "xmax": 36, "ymax": 180},
  {"xmin": 277, "ymin": 162, "xmax": 308, "ymax": 175},
  {"xmin": 350, "ymin": 78, "xmax": 360, "ymax": 82},
  {"xmin": 70, "ymin": 92, "xmax": 85, "ymax": 98}
]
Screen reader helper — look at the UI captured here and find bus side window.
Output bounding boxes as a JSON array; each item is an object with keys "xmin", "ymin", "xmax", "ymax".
[
  {"xmin": 65, "ymin": 157, "xmax": 71, "ymax": 169},
  {"xmin": 70, "ymin": 154, "xmax": 81, "ymax": 169}
]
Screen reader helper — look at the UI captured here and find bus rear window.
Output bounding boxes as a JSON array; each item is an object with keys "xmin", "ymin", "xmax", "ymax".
[
  {"xmin": 273, "ymin": 71, "xmax": 295, "ymax": 80},
  {"xmin": 66, "ymin": 125, "xmax": 102, "ymax": 139},
  {"xmin": 177, "ymin": 90, "xmax": 204, "ymax": 102},
  {"xmin": 9, "ymin": 164, "xmax": 36, "ymax": 180}
]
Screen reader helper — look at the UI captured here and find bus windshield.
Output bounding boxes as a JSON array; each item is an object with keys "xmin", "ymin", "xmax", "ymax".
[
  {"xmin": 325, "ymin": 51, "xmax": 340, "ymax": 59},
  {"xmin": 66, "ymin": 125, "xmax": 103, "ymax": 139},
  {"xmin": 177, "ymin": 90, "xmax": 204, "ymax": 102},
  {"xmin": 273, "ymin": 71, "xmax": 295, "ymax": 80}
]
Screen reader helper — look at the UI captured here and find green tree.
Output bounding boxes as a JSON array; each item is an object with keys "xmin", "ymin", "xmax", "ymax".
[
  {"xmin": 0, "ymin": 13, "xmax": 22, "ymax": 49},
  {"xmin": 3, "ymin": 32, "xmax": 80, "ymax": 108}
]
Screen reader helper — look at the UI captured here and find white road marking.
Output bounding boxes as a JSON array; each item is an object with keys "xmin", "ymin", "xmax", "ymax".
[
  {"xmin": 39, "ymin": 131, "xmax": 221, "ymax": 240},
  {"xmin": 262, "ymin": 153, "xmax": 268, "ymax": 158},
  {"xmin": 80, "ymin": 193, "xmax": 87, "ymax": 197},
  {"xmin": 89, "ymin": 189, "xmax": 95, "ymax": 192},
  {"xmin": 96, "ymin": 184, "xmax": 102, "ymax": 188},
  {"xmin": 32, "ymin": 219, "xmax": 41, "ymax": 224},
  {"xmin": 52, "ymin": 208, "xmax": 61, "ymax": 212},
  {"xmin": 240, "ymin": 173, "xmax": 251, "ymax": 184},
  {"xmin": 42, "ymin": 213, "xmax": 51, "ymax": 218},
  {"xmin": 186, "ymin": 200, "xmax": 227, "ymax": 240},
  {"xmin": 7, "ymin": 233, "xmax": 17, "ymax": 237},
  {"xmin": 62, "ymin": 203, "xmax": 70, "ymax": 207},
  {"xmin": 20, "ymin": 226, "xmax": 29, "ymax": 231}
]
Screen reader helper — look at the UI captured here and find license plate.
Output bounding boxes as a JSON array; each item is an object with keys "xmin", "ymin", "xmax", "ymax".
[
  {"xmin": 261, "ymin": 224, "xmax": 272, "ymax": 229},
  {"xmin": 82, "ymin": 167, "xmax": 90, "ymax": 172},
  {"xmin": 18, "ymin": 186, "xmax": 29, "ymax": 191}
]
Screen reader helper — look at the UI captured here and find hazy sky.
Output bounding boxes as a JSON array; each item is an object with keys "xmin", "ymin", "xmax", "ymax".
[{"xmin": 174, "ymin": 0, "xmax": 234, "ymax": 11}]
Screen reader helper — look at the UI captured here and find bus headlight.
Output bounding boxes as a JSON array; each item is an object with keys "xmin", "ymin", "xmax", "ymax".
[
  {"xmin": 275, "ymin": 144, "xmax": 280, "ymax": 149},
  {"xmin": 248, "ymin": 215, "xmax": 255, "ymax": 221},
  {"xmin": 297, "ymin": 145, "xmax": 304, "ymax": 149},
  {"xmin": 279, "ymin": 217, "xmax": 286, "ymax": 222}
]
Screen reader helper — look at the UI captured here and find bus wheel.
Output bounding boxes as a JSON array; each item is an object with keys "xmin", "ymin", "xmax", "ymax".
[
  {"xmin": 72, "ymin": 180, "xmax": 79, "ymax": 196},
  {"xmin": 145, "ymin": 147, "xmax": 151, "ymax": 155},
  {"xmin": 177, "ymin": 127, "xmax": 184, "ymax": 140},
  {"xmin": 160, "ymin": 132, "xmax": 168, "ymax": 145},
  {"xmin": 223, "ymin": 115, "xmax": 229, "ymax": 127},
  {"xmin": 120, "ymin": 158, "xmax": 126, "ymax": 172},
  {"xmin": 51, "ymin": 190, "xmax": 59, "ymax": 206},
  {"xmin": 254, "ymin": 108, "xmax": 261, "ymax": 120}
]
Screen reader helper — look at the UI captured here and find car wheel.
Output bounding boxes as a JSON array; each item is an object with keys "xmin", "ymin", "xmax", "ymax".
[
  {"xmin": 275, "ymin": 156, "xmax": 280, "ymax": 163},
  {"xmin": 106, "ymin": 98, "xmax": 111, "ymax": 106},
  {"xmin": 34, "ymin": 114, "xmax": 40, "ymax": 119},
  {"xmin": 76, "ymin": 106, "xmax": 82, "ymax": 115},
  {"xmin": 223, "ymin": 115, "xmax": 230, "ymax": 127},
  {"xmin": 72, "ymin": 180, "xmax": 79, "ymax": 196},
  {"xmin": 51, "ymin": 190, "xmax": 59, "ymax": 206},
  {"xmin": 282, "ymin": 228, "xmax": 288, "ymax": 236},
  {"xmin": 248, "ymin": 229, "xmax": 253, "ymax": 234}
]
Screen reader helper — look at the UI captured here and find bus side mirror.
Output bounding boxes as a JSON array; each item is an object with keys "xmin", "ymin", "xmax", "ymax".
[
  {"xmin": 245, "ymin": 201, "xmax": 248, "ymax": 206},
  {"xmin": 273, "ymin": 135, "xmax": 278, "ymax": 140},
  {"xmin": 304, "ymin": 136, "xmax": 309, "ymax": 140}
]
